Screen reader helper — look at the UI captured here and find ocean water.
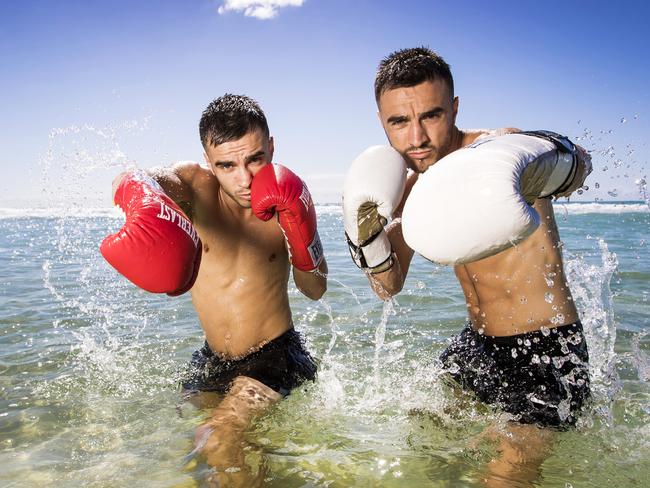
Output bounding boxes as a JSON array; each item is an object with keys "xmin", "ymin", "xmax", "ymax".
[{"xmin": 0, "ymin": 202, "xmax": 649, "ymax": 487}]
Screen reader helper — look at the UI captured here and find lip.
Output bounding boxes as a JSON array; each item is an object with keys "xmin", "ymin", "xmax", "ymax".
[
  {"xmin": 407, "ymin": 149, "xmax": 432, "ymax": 159},
  {"xmin": 239, "ymin": 193, "xmax": 251, "ymax": 200}
]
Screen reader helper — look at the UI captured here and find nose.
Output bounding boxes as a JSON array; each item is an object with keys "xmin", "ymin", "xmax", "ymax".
[
  {"xmin": 236, "ymin": 166, "xmax": 254, "ymax": 188},
  {"xmin": 408, "ymin": 121, "xmax": 430, "ymax": 148}
]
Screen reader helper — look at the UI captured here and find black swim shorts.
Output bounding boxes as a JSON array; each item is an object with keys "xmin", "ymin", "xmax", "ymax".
[
  {"xmin": 181, "ymin": 328, "xmax": 317, "ymax": 397},
  {"xmin": 440, "ymin": 322, "xmax": 590, "ymax": 427}
]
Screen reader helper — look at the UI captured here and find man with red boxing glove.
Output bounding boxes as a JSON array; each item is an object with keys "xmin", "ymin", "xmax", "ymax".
[{"xmin": 102, "ymin": 94, "xmax": 327, "ymax": 483}]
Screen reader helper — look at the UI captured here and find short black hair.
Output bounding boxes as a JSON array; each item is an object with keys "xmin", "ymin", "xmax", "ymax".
[
  {"xmin": 199, "ymin": 94, "xmax": 269, "ymax": 147},
  {"xmin": 374, "ymin": 47, "xmax": 454, "ymax": 102}
]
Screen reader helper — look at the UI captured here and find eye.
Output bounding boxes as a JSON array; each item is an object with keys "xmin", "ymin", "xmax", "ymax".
[
  {"xmin": 421, "ymin": 110, "xmax": 442, "ymax": 121},
  {"xmin": 217, "ymin": 163, "xmax": 233, "ymax": 171}
]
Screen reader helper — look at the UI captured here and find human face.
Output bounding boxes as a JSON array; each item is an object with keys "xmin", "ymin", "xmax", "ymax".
[
  {"xmin": 203, "ymin": 129, "xmax": 274, "ymax": 208},
  {"xmin": 378, "ymin": 79, "xmax": 459, "ymax": 173}
]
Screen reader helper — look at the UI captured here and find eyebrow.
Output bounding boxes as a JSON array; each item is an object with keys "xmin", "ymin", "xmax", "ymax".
[
  {"xmin": 386, "ymin": 114, "xmax": 409, "ymax": 124},
  {"xmin": 386, "ymin": 106, "xmax": 444, "ymax": 125},
  {"xmin": 214, "ymin": 150, "xmax": 266, "ymax": 166},
  {"xmin": 419, "ymin": 107, "xmax": 444, "ymax": 119}
]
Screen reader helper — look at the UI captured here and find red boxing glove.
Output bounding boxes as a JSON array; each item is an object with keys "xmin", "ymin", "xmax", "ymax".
[
  {"xmin": 100, "ymin": 171, "xmax": 202, "ymax": 296},
  {"xmin": 251, "ymin": 164, "xmax": 323, "ymax": 272}
]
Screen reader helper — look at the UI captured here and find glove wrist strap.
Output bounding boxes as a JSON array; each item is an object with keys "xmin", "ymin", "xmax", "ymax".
[{"xmin": 346, "ymin": 230, "xmax": 393, "ymax": 273}]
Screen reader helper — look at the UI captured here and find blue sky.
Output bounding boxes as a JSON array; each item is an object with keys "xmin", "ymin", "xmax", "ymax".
[{"xmin": 1, "ymin": 0, "xmax": 648, "ymax": 205}]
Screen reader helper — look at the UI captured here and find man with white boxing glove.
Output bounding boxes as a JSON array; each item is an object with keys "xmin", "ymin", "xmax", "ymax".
[
  {"xmin": 345, "ymin": 47, "xmax": 592, "ymax": 484},
  {"xmin": 102, "ymin": 94, "xmax": 327, "ymax": 483}
]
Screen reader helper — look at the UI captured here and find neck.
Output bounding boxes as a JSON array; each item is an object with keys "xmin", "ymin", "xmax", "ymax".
[
  {"xmin": 219, "ymin": 187, "xmax": 253, "ymax": 217},
  {"xmin": 449, "ymin": 126, "xmax": 465, "ymax": 153}
]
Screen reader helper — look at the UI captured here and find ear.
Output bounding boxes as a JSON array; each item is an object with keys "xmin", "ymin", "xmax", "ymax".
[
  {"xmin": 204, "ymin": 151, "xmax": 216, "ymax": 176},
  {"xmin": 377, "ymin": 109, "xmax": 390, "ymax": 136},
  {"xmin": 268, "ymin": 136, "xmax": 275, "ymax": 162},
  {"xmin": 452, "ymin": 96, "xmax": 459, "ymax": 123}
]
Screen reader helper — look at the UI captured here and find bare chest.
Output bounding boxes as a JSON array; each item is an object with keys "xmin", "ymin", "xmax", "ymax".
[{"xmin": 192, "ymin": 198, "xmax": 289, "ymax": 286}]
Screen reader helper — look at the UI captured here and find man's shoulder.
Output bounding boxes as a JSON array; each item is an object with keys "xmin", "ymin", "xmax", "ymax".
[
  {"xmin": 172, "ymin": 160, "xmax": 210, "ymax": 178},
  {"xmin": 171, "ymin": 161, "xmax": 216, "ymax": 189},
  {"xmin": 461, "ymin": 128, "xmax": 521, "ymax": 146}
]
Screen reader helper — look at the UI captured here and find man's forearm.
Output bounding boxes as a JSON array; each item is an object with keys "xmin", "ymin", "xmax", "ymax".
[
  {"xmin": 368, "ymin": 255, "xmax": 405, "ymax": 299},
  {"xmin": 294, "ymin": 259, "xmax": 328, "ymax": 300}
]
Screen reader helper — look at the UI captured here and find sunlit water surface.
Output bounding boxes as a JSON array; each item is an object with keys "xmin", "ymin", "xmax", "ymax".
[{"xmin": 1, "ymin": 202, "xmax": 648, "ymax": 487}]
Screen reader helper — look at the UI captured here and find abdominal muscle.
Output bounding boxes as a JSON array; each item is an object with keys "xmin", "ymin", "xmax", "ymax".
[
  {"xmin": 189, "ymin": 224, "xmax": 293, "ymax": 359},
  {"xmin": 455, "ymin": 199, "xmax": 579, "ymax": 336}
]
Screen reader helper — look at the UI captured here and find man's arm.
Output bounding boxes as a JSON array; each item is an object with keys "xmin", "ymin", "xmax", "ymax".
[
  {"xmin": 148, "ymin": 162, "xmax": 199, "ymax": 217},
  {"xmin": 294, "ymin": 258, "xmax": 328, "ymax": 300},
  {"xmin": 251, "ymin": 163, "xmax": 327, "ymax": 301},
  {"xmin": 343, "ymin": 146, "xmax": 408, "ymax": 298},
  {"xmin": 102, "ymin": 163, "xmax": 202, "ymax": 295},
  {"xmin": 367, "ymin": 218, "xmax": 415, "ymax": 299},
  {"xmin": 111, "ymin": 162, "xmax": 197, "ymax": 214},
  {"xmin": 365, "ymin": 170, "xmax": 418, "ymax": 299}
]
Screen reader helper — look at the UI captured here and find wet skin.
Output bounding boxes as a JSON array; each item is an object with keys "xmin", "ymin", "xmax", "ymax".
[
  {"xmin": 369, "ymin": 79, "xmax": 590, "ymax": 486},
  {"xmin": 372, "ymin": 80, "xmax": 583, "ymax": 335},
  {"xmin": 113, "ymin": 128, "xmax": 326, "ymax": 485}
]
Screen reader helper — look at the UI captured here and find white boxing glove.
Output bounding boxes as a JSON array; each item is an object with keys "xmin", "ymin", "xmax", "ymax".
[
  {"xmin": 343, "ymin": 146, "xmax": 407, "ymax": 273},
  {"xmin": 402, "ymin": 131, "xmax": 580, "ymax": 265}
]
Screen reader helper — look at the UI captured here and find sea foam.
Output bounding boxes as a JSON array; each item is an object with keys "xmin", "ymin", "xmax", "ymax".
[{"xmin": 1, "ymin": 202, "xmax": 647, "ymax": 219}]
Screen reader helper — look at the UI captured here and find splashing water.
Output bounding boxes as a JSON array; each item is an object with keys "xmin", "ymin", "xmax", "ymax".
[
  {"xmin": 636, "ymin": 177, "xmax": 649, "ymax": 208},
  {"xmin": 373, "ymin": 299, "xmax": 396, "ymax": 389},
  {"xmin": 2, "ymin": 119, "xmax": 649, "ymax": 486},
  {"xmin": 565, "ymin": 239, "xmax": 620, "ymax": 417}
]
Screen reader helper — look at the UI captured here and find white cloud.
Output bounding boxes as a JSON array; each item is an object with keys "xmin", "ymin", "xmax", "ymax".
[{"xmin": 218, "ymin": 0, "xmax": 305, "ymax": 20}]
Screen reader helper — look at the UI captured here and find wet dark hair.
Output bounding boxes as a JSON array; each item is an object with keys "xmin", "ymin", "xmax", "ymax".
[
  {"xmin": 374, "ymin": 47, "xmax": 454, "ymax": 102},
  {"xmin": 199, "ymin": 94, "xmax": 269, "ymax": 147}
]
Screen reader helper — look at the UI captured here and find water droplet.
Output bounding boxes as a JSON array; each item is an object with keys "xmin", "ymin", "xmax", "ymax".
[
  {"xmin": 511, "ymin": 348, "xmax": 518, "ymax": 358},
  {"xmin": 552, "ymin": 356, "xmax": 566, "ymax": 368},
  {"xmin": 607, "ymin": 190, "xmax": 618, "ymax": 197},
  {"xmin": 602, "ymin": 166, "xmax": 609, "ymax": 171},
  {"xmin": 520, "ymin": 296, "xmax": 528, "ymax": 304},
  {"xmin": 541, "ymin": 326, "xmax": 551, "ymax": 336},
  {"xmin": 595, "ymin": 182, "xmax": 600, "ymax": 189},
  {"xmin": 545, "ymin": 274, "xmax": 555, "ymax": 287},
  {"xmin": 545, "ymin": 292, "xmax": 554, "ymax": 303},
  {"xmin": 541, "ymin": 354, "xmax": 550, "ymax": 363},
  {"xmin": 620, "ymin": 117, "xmax": 626, "ymax": 124}
]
